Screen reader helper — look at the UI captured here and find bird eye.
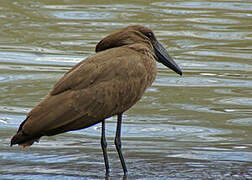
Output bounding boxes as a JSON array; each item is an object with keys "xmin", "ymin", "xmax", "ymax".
[{"xmin": 146, "ymin": 32, "xmax": 153, "ymax": 38}]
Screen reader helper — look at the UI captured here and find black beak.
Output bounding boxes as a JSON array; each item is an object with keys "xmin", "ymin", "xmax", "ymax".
[{"xmin": 153, "ymin": 41, "xmax": 182, "ymax": 76}]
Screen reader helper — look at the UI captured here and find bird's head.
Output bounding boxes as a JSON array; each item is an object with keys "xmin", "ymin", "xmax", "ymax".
[{"xmin": 96, "ymin": 25, "xmax": 182, "ymax": 76}]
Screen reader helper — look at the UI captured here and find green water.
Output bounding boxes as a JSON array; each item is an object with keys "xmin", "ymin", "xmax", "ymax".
[{"xmin": 0, "ymin": 0, "xmax": 251, "ymax": 179}]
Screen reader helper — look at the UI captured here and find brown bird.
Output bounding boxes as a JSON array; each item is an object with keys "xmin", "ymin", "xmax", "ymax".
[{"xmin": 10, "ymin": 25, "xmax": 182, "ymax": 175}]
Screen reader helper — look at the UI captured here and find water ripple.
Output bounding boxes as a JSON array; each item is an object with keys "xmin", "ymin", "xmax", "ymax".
[{"xmin": 0, "ymin": 0, "xmax": 252, "ymax": 179}]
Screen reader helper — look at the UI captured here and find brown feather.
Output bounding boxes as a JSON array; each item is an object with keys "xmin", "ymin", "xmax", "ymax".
[{"xmin": 11, "ymin": 25, "xmax": 160, "ymax": 146}]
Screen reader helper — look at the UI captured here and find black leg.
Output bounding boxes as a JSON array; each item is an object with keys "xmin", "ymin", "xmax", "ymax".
[
  {"xmin": 101, "ymin": 120, "xmax": 110, "ymax": 175},
  {"xmin": 114, "ymin": 113, "xmax": 128, "ymax": 175}
]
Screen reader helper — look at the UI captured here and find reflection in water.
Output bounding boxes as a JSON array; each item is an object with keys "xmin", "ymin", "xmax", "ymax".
[{"xmin": 0, "ymin": 0, "xmax": 252, "ymax": 179}]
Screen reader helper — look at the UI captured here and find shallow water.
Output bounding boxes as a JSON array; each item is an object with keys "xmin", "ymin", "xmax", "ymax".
[{"xmin": 0, "ymin": 0, "xmax": 252, "ymax": 179}]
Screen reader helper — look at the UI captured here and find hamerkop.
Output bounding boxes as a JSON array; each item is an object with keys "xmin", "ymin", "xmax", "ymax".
[{"xmin": 11, "ymin": 25, "xmax": 182, "ymax": 175}]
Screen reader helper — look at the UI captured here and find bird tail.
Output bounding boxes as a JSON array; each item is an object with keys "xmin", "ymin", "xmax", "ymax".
[
  {"xmin": 10, "ymin": 131, "xmax": 40, "ymax": 147},
  {"xmin": 10, "ymin": 117, "xmax": 40, "ymax": 148}
]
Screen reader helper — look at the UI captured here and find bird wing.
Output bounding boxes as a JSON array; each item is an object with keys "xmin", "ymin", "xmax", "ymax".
[
  {"xmin": 51, "ymin": 55, "xmax": 102, "ymax": 95},
  {"xmin": 51, "ymin": 47, "xmax": 140, "ymax": 95},
  {"xmin": 11, "ymin": 47, "xmax": 152, "ymax": 145}
]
